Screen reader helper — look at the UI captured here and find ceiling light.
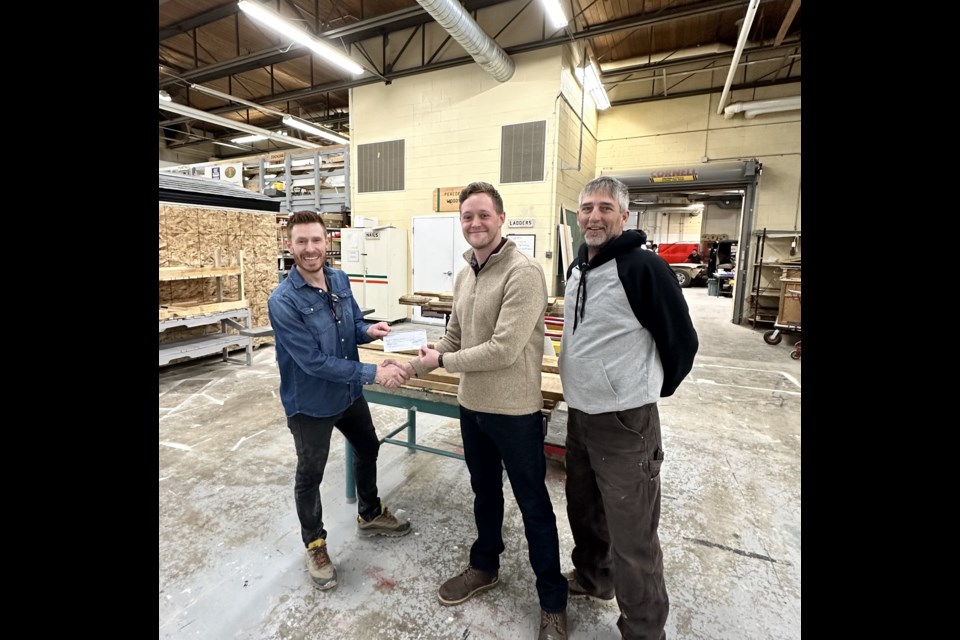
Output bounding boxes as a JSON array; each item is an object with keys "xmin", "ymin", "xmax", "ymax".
[
  {"xmin": 190, "ymin": 83, "xmax": 286, "ymax": 117},
  {"xmin": 158, "ymin": 97, "xmax": 320, "ymax": 149},
  {"xmin": 159, "ymin": 90, "xmax": 172, "ymax": 102},
  {"xmin": 237, "ymin": 1, "xmax": 364, "ymax": 75},
  {"xmin": 574, "ymin": 59, "xmax": 611, "ymax": 111},
  {"xmin": 231, "ymin": 134, "xmax": 268, "ymax": 144},
  {"xmin": 540, "ymin": 0, "xmax": 568, "ymax": 30},
  {"xmin": 283, "ymin": 116, "xmax": 349, "ymax": 145}
]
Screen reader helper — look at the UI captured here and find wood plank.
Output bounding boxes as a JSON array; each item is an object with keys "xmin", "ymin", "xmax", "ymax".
[
  {"xmin": 359, "ymin": 342, "xmax": 420, "ymax": 356},
  {"xmin": 159, "ymin": 265, "xmax": 242, "ymax": 281},
  {"xmin": 362, "ymin": 343, "xmax": 559, "ymax": 373},
  {"xmin": 359, "ymin": 349, "xmax": 563, "ymax": 401},
  {"xmin": 159, "ymin": 299, "xmax": 249, "ymax": 320}
]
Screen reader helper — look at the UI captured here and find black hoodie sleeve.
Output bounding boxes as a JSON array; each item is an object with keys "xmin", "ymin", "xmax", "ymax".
[{"xmin": 619, "ymin": 248, "xmax": 699, "ymax": 397}]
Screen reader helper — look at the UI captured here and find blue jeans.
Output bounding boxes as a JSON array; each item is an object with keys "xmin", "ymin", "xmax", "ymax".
[
  {"xmin": 459, "ymin": 405, "xmax": 568, "ymax": 613},
  {"xmin": 286, "ymin": 397, "xmax": 382, "ymax": 546}
]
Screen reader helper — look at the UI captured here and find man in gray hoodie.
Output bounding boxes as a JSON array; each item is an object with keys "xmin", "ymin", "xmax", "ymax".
[{"xmin": 559, "ymin": 176, "xmax": 699, "ymax": 640}]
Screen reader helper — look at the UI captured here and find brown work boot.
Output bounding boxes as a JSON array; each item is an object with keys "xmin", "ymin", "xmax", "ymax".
[
  {"xmin": 305, "ymin": 538, "xmax": 338, "ymax": 590},
  {"xmin": 437, "ymin": 565, "xmax": 499, "ymax": 605},
  {"xmin": 357, "ymin": 503, "xmax": 412, "ymax": 537},
  {"xmin": 538, "ymin": 609, "xmax": 568, "ymax": 639},
  {"xmin": 564, "ymin": 569, "xmax": 614, "ymax": 600}
]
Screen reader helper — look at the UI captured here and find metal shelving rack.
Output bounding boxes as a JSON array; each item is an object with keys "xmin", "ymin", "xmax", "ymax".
[
  {"xmin": 256, "ymin": 146, "xmax": 351, "ymax": 281},
  {"xmin": 748, "ymin": 229, "xmax": 802, "ymax": 326},
  {"xmin": 159, "ymin": 250, "xmax": 253, "ymax": 366}
]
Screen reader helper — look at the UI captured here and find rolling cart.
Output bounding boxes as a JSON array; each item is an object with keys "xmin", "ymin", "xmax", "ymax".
[{"xmin": 763, "ymin": 279, "xmax": 801, "ymax": 359}]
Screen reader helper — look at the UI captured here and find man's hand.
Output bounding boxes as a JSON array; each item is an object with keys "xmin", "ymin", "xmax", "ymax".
[
  {"xmin": 375, "ymin": 362, "xmax": 408, "ymax": 388},
  {"xmin": 419, "ymin": 345, "xmax": 441, "ymax": 368},
  {"xmin": 385, "ymin": 358, "xmax": 417, "ymax": 379},
  {"xmin": 366, "ymin": 321, "xmax": 391, "ymax": 340}
]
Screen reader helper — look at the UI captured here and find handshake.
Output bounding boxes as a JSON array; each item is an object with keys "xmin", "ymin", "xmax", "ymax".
[{"xmin": 373, "ymin": 344, "xmax": 445, "ymax": 389}]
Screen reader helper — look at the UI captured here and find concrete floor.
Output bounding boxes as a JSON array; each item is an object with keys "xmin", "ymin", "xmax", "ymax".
[{"xmin": 159, "ymin": 286, "xmax": 801, "ymax": 640}]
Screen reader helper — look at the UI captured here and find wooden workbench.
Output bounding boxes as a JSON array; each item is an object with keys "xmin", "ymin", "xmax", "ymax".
[{"xmin": 343, "ymin": 346, "xmax": 564, "ymax": 503}]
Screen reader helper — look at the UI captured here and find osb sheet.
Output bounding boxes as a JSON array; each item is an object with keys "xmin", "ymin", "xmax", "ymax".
[
  {"xmin": 162, "ymin": 206, "xmax": 200, "ymax": 234},
  {"xmin": 159, "ymin": 204, "xmax": 281, "ymax": 339},
  {"xmin": 240, "ymin": 212, "xmax": 277, "ymax": 236}
]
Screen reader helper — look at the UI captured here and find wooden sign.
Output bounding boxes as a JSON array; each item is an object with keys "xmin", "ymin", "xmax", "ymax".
[{"xmin": 432, "ymin": 186, "xmax": 464, "ymax": 212}]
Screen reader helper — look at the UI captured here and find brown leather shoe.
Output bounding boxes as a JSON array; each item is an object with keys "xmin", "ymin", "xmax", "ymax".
[
  {"xmin": 564, "ymin": 570, "xmax": 614, "ymax": 600},
  {"xmin": 538, "ymin": 609, "xmax": 568, "ymax": 640},
  {"xmin": 437, "ymin": 565, "xmax": 499, "ymax": 605}
]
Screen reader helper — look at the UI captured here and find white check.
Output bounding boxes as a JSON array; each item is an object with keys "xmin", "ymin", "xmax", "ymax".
[{"xmin": 382, "ymin": 330, "xmax": 428, "ymax": 353}]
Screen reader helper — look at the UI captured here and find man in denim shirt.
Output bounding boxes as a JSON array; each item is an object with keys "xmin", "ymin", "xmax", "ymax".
[{"xmin": 268, "ymin": 211, "xmax": 412, "ymax": 592}]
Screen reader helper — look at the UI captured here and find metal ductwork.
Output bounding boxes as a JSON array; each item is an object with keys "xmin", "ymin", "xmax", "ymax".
[
  {"xmin": 723, "ymin": 96, "xmax": 801, "ymax": 119},
  {"xmin": 414, "ymin": 0, "xmax": 515, "ymax": 82}
]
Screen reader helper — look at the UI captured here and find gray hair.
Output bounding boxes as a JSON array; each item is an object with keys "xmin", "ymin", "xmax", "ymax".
[{"xmin": 579, "ymin": 176, "xmax": 630, "ymax": 212}]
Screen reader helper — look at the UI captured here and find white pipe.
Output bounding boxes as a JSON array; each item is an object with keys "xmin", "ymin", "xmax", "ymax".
[
  {"xmin": 158, "ymin": 97, "xmax": 321, "ymax": 149},
  {"xmin": 716, "ymin": 0, "xmax": 761, "ymax": 115},
  {"xmin": 415, "ymin": 0, "xmax": 515, "ymax": 82},
  {"xmin": 723, "ymin": 96, "xmax": 801, "ymax": 119}
]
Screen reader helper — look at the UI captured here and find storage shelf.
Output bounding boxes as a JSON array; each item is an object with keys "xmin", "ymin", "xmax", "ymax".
[
  {"xmin": 263, "ymin": 149, "xmax": 351, "ymax": 280},
  {"xmin": 749, "ymin": 229, "xmax": 800, "ymax": 325},
  {"xmin": 159, "ymin": 250, "xmax": 252, "ymax": 367},
  {"xmin": 159, "ymin": 333, "xmax": 251, "ymax": 366},
  {"xmin": 159, "ymin": 266, "xmax": 242, "ymax": 281}
]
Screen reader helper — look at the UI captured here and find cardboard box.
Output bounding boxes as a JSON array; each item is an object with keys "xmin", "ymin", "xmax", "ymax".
[{"xmin": 432, "ymin": 187, "xmax": 464, "ymax": 212}]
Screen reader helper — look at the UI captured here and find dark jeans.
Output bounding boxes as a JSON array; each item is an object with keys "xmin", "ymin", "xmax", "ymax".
[
  {"xmin": 566, "ymin": 404, "xmax": 668, "ymax": 640},
  {"xmin": 286, "ymin": 396, "xmax": 382, "ymax": 547},
  {"xmin": 459, "ymin": 405, "xmax": 568, "ymax": 613}
]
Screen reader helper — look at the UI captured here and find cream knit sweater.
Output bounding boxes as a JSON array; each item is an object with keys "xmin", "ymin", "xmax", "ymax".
[{"xmin": 411, "ymin": 239, "xmax": 547, "ymax": 415}]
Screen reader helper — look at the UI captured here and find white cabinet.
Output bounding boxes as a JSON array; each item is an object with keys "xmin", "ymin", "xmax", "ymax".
[{"xmin": 339, "ymin": 227, "xmax": 409, "ymax": 323}]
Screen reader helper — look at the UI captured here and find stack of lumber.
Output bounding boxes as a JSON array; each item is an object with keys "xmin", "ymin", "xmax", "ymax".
[
  {"xmin": 358, "ymin": 345, "xmax": 562, "ymax": 402},
  {"xmin": 399, "ymin": 291, "xmax": 564, "ymax": 318}
]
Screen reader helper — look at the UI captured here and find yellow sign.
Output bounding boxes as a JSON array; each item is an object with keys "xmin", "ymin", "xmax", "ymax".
[
  {"xmin": 649, "ymin": 168, "xmax": 698, "ymax": 183},
  {"xmin": 433, "ymin": 186, "xmax": 465, "ymax": 212},
  {"xmin": 651, "ymin": 175, "xmax": 696, "ymax": 183}
]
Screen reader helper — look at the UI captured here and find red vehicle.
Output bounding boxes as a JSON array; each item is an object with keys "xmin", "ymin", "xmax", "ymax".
[
  {"xmin": 654, "ymin": 242, "xmax": 707, "ymax": 288},
  {"xmin": 655, "ymin": 242, "xmax": 701, "ymax": 264}
]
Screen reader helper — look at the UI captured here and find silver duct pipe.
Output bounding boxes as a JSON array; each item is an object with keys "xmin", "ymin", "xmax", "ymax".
[{"xmin": 415, "ymin": 0, "xmax": 515, "ymax": 82}]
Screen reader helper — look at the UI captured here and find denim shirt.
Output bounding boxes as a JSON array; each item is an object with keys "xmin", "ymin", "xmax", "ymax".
[{"xmin": 267, "ymin": 265, "xmax": 378, "ymax": 418}]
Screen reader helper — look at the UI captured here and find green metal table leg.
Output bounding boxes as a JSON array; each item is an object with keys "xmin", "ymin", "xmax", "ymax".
[
  {"xmin": 345, "ymin": 442, "xmax": 356, "ymax": 504},
  {"xmin": 407, "ymin": 407, "xmax": 416, "ymax": 451}
]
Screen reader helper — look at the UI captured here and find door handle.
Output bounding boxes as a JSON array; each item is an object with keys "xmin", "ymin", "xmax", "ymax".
[{"xmin": 443, "ymin": 270, "xmax": 453, "ymax": 276}]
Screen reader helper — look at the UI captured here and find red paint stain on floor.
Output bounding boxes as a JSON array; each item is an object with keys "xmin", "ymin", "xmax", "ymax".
[{"xmin": 363, "ymin": 566, "xmax": 397, "ymax": 590}]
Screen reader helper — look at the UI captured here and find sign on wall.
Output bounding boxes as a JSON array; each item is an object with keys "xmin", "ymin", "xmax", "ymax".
[
  {"xmin": 508, "ymin": 218, "xmax": 535, "ymax": 228},
  {"xmin": 507, "ymin": 233, "xmax": 536, "ymax": 257},
  {"xmin": 204, "ymin": 162, "xmax": 244, "ymax": 185},
  {"xmin": 432, "ymin": 186, "xmax": 465, "ymax": 212}
]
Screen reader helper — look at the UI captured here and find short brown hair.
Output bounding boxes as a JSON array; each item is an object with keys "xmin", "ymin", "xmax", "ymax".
[
  {"xmin": 285, "ymin": 211, "xmax": 327, "ymax": 238},
  {"xmin": 459, "ymin": 181, "xmax": 504, "ymax": 214}
]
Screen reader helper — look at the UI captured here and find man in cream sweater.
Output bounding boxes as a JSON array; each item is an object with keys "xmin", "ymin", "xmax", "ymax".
[{"xmin": 408, "ymin": 182, "xmax": 568, "ymax": 640}]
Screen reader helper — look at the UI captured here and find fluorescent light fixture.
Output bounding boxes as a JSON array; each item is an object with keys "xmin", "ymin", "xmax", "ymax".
[
  {"xmin": 540, "ymin": 0, "xmax": 568, "ymax": 30},
  {"xmin": 237, "ymin": 1, "xmax": 364, "ymax": 75},
  {"xmin": 159, "ymin": 96, "xmax": 321, "ymax": 149},
  {"xmin": 231, "ymin": 134, "xmax": 268, "ymax": 144},
  {"xmin": 574, "ymin": 60, "xmax": 611, "ymax": 111},
  {"xmin": 282, "ymin": 115, "xmax": 349, "ymax": 144},
  {"xmin": 159, "ymin": 90, "xmax": 172, "ymax": 102},
  {"xmin": 190, "ymin": 83, "xmax": 286, "ymax": 117},
  {"xmin": 212, "ymin": 141, "xmax": 247, "ymax": 150}
]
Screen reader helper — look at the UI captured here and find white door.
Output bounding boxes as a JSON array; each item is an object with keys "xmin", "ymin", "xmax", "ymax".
[{"xmin": 412, "ymin": 215, "xmax": 470, "ymax": 325}]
